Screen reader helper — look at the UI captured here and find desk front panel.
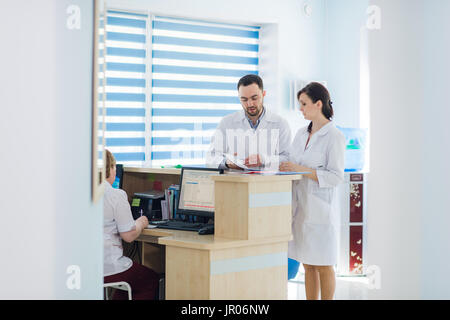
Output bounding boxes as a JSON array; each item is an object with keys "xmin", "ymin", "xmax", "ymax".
[
  {"xmin": 165, "ymin": 241, "xmax": 288, "ymax": 300},
  {"xmin": 215, "ymin": 180, "xmax": 293, "ymax": 240}
]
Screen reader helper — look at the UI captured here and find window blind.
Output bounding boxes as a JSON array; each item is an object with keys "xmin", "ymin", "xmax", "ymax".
[
  {"xmin": 102, "ymin": 11, "xmax": 149, "ymax": 166},
  {"xmin": 151, "ymin": 16, "xmax": 260, "ymax": 167}
]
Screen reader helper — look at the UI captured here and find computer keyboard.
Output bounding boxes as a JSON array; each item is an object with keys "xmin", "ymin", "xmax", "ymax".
[{"xmin": 152, "ymin": 220, "xmax": 211, "ymax": 232}]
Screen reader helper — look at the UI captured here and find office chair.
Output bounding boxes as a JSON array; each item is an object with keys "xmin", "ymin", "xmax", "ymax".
[{"xmin": 103, "ymin": 281, "xmax": 132, "ymax": 300}]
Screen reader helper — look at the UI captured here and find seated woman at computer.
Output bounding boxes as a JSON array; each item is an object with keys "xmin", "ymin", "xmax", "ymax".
[{"xmin": 103, "ymin": 149, "xmax": 159, "ymax": 300}]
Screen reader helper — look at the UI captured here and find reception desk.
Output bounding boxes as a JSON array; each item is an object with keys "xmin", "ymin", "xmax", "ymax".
[{"xmin": 123, "ymin": 168, "xmax": 302, "ymax": 300}]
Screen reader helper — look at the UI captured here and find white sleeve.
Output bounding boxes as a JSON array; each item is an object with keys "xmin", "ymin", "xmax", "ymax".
[
  {"xmin": 205, "ymin": 120, "xmax": 227, "ymax": 168},
  {"xmin": 316, "ymin": 132, "xmax": 346, "ymax": 188},
  {"xmin": 262, "ymin": 119, "xmax": 292, "ymax": 170},
  {"xmin": 288, "ymin": 129, "xmax": 302, "ymax": 163},
  {"xmin": 113, "ymin": 190, "xmax": 136, "ymax": 233},
  {"xmin": 278, "ymin": 119, "xmax": 292, "ymax": 163}
]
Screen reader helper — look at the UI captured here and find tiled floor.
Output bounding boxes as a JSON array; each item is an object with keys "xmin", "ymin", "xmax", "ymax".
[{"xmin": 288, "ymin": 269, "xmax": 370, "ymax": 300}]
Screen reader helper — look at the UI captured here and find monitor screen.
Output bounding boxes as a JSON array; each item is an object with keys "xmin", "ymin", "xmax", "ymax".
[
  {"xmin": 177, "ymin": 167, "xmax": 222, "ymax": 218},
  {"xmin": 112, "ymin": 164, "xmax": 123, "ymax": 189}
]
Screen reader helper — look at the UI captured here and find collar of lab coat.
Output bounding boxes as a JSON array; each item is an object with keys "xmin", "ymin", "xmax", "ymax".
[
  {"xmin": 301, "ymin": 121, "xmax": 334, "ymax": 135},
  {"xmin": 315, "ymin": 121, "xmax": 334, "ymax": 136},
  {"xmin": 301, "ymin": 121, "xmax": 335, "ymax": 150},
  {"xmin": 233, "ymin": 108, "xmax": 278, "ymax": 125}
]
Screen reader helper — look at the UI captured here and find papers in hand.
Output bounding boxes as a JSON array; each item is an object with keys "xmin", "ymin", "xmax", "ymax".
[
  {"xmin": 243, "ymin": 171, "xmax": 311, "ymax": 175},
  {"xmin": 225, "ymin": 154, "xmax": 249, "ymax": 170}
]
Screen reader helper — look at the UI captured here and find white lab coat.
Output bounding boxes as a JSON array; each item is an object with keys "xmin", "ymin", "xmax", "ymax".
[
  {"xmin": 288, "ymin": 122, "xmax": 345, "ymax": 266},
  {"xmin": 103, "ymin": 181, "xmax": 135, "ymax": 276},
  {"xmin": 206, "ymin": 109, "xmax": 291, "ymax": 170}
]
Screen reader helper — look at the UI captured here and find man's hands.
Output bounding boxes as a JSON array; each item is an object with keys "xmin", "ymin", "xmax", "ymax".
[
  {"xmin": 244, "ymin": 154, "xmax": 263, "ymax": 168},
  {"xmin": 225, "ymin": 154, "xmax": 263, "ymax": 169},
  {"xmin": 225, "ymin": 159, "xmax": 242, "ymax": 170}
]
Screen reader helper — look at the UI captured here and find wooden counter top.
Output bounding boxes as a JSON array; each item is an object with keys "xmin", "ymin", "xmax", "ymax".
[
  {"xmin": 123, "ymin": 167, "xmax": 304, "ymax": 182},
  {"xmin": 139, "ymin": 228, "xmax": 291, "ymax": 250},
  {"xmin": 211, "ymin": 172, "xmax": 303, "ymax": 183},
  {"xmin": 124, "ymin": 167, "xmax": 181, "ymax": 175}
]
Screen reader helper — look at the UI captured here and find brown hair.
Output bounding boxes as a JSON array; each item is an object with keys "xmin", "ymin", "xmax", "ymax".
[
  {"xmin": 297, "ymin": 82, "xmax": 334, "ymax": 133},
  {"xmin": 105, "ymin": 149, "xmax": 116, "ymax": 179}
]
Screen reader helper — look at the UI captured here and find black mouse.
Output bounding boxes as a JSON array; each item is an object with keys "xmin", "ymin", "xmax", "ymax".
[{"xmin": 198, "ymin": 225, "xmax": 214, "ymax": 235}]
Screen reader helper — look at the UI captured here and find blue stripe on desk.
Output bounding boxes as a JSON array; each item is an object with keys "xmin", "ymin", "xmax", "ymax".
[
  {"xmin": 210, "ymin": 252, "xmax": 287, "ymax": 275},
  {"xmin": 248, "ymin": 192, "xmax": 291, "ymax": 208}
]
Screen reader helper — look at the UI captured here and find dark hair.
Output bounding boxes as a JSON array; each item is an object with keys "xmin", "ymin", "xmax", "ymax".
[
  {"xmin": 237, "ymin": 74, "xmax": 264, "ymax": 91},
  {"xmin": 297, "ymin": 82, "xmax": 334, "ymax": 133}
]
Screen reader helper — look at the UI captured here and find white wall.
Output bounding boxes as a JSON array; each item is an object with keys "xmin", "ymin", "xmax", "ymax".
[
  {"xmin": 324, "ymin": 0, "xmax": 370, "ymax": 129},
  {"xmin": 0, "ymin": 0, "xmax": 103, "ymax": 299},
  {"xmin": 367, "ymin": 0, "xmax": 450, "ymax": 299},
  {"xmin": 420, "ymin": 0, "xmax": 450, "ymax": 299},
  {"xmin": 366, "ymin": 0, "xmax": 422, "ymax": 297}
]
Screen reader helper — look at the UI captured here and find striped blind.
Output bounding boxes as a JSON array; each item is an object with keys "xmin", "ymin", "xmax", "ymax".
[
  {"xmin": 102, "ymin": 11, "xmax": 149, "ymax": 166},
  {"xmin": 151, "ymin": 16, "xmax": 260, "ymax": 167}
]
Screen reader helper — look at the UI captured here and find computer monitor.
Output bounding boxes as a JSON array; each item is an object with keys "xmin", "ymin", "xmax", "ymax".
[
  {"xmin": 176, "ymin": 167, "xmax": 223, "ymax": 218},
  {"xmin": 112, "ymin": 163, "xmax": 124, "ymax": 189}
]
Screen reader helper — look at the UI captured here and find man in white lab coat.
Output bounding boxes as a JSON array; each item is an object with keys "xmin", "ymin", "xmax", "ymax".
[{"xmin": 206, "ymin": 74, "xmax": 291, "ymax": 171}]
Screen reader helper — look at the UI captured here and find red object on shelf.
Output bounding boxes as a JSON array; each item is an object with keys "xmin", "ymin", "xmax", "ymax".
[
  {"xmin": 349, "ymin": 225, "xmax": 363, "ymax": 274},
  {"xmin": 350, "ymin": 183, "xmax": 363, "ymax": 223},
  {"xmin": 153, "ymin": 180, "xmax": 163, "ymax": 191}
]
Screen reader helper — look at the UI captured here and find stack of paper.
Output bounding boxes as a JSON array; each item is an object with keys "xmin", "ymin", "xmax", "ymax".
[{"xmin": 225, "ymin": 153, "xmax": 249, "ymax": 170}]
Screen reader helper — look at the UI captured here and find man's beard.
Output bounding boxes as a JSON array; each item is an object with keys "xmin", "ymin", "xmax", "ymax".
[{"xmin": 246, "ymin": 104, "xmax": 263, "ymax": 117}]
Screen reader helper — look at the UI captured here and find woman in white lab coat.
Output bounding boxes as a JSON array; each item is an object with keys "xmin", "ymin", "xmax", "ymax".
[{"xmin": 279, "ymin": 82, "xmax": 345, "ymax": 300}]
